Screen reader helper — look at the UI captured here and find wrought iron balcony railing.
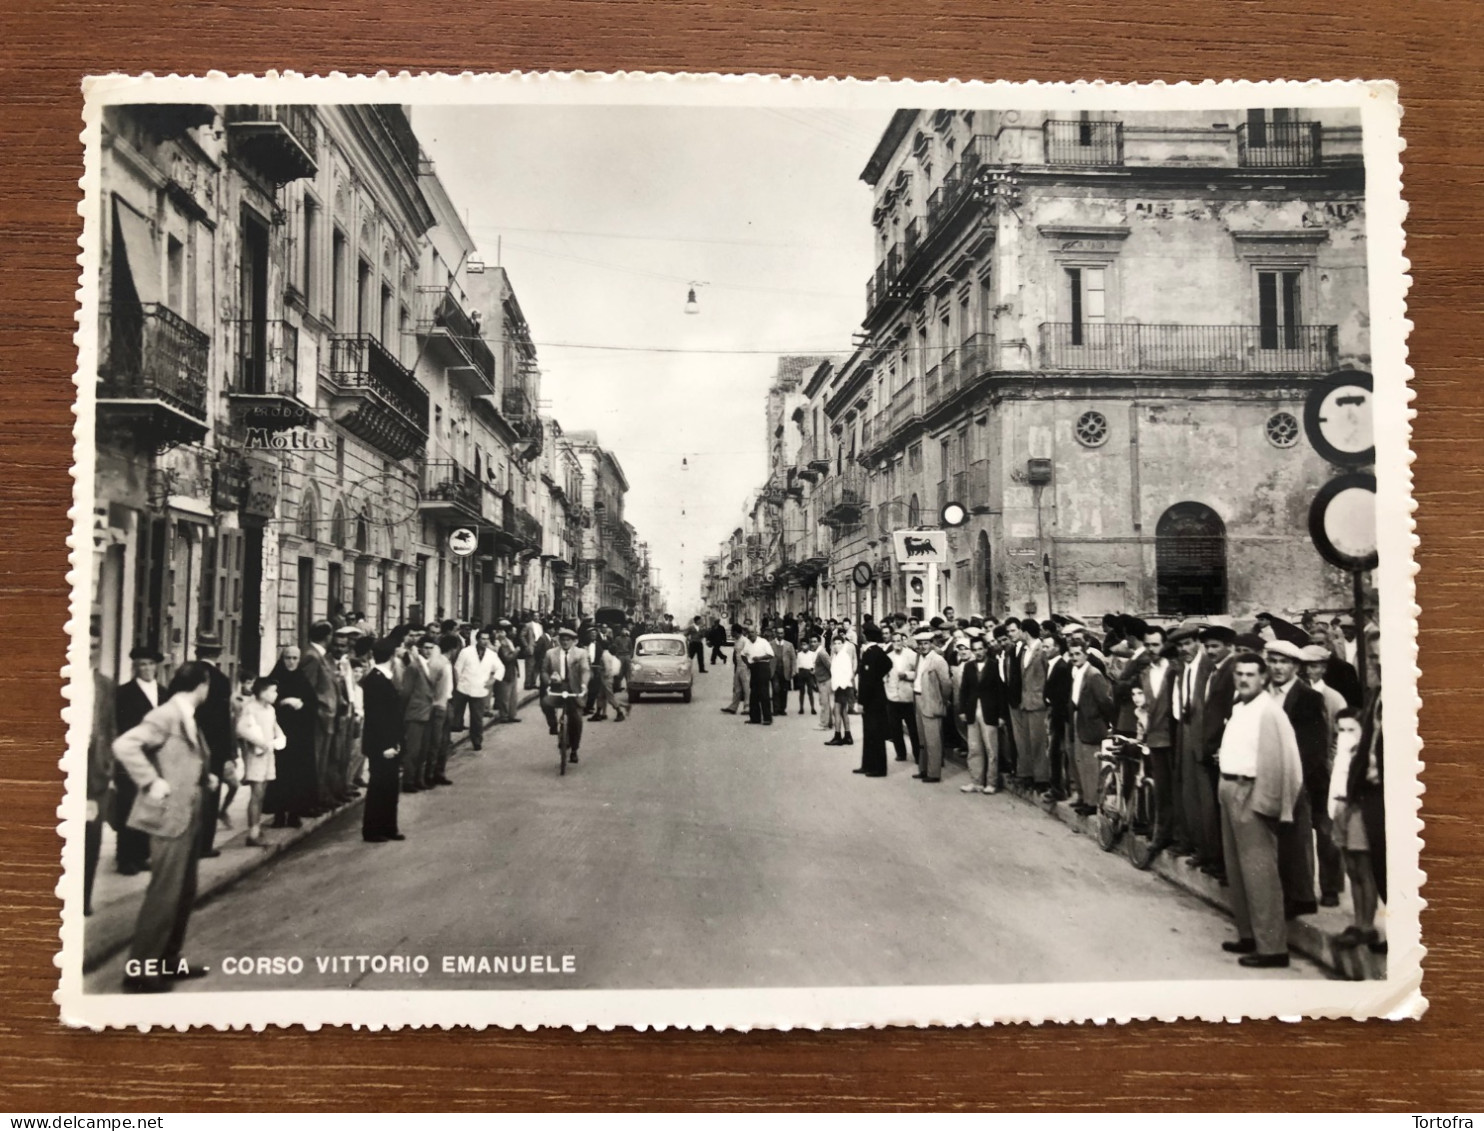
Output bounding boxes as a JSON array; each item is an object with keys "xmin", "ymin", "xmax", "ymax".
[
  {"xmin": 1038, "ymin": 322, "xmax": 1338, "ymax": 374},
  {"xmin": 417, "ymin": 285, "xmax": 494, "ymax": 390},
  {"xmin": 419, "ymin": 460, "xmax": 482, "ymax": 519},
  {"xmin": 959, "ymin": 332, "xmax": 996, "ymax": 383},
  {"xmin": 1236, "ymin": 120, "xmax": 1323, "ymax": 168},
  {"xmin": 967, "ymin": 459, "xmax": 992, "ymax": 513},
  {"xmin": 889, "ymin": 380, "xmax": 921, "ymax": 432},
  {"xmin": 225, "ymin": 104, "xmax": 319, "ymax": 182},
  {"xmin": 1044, "ymin": 119, "xmax": 1124, "ymax": 166},
  {"xmin": 98, "ymin": 301, "xmax": 210, "ymax": 441},
  {"xmin": 327, "ymin": 334, "xmax": 430, "ymax": 459}
]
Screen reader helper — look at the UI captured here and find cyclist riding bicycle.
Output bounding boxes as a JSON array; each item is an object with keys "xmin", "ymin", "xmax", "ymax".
[{"xmin": 541, "ymin": 627, "xmax": 589, "ymax": 768}]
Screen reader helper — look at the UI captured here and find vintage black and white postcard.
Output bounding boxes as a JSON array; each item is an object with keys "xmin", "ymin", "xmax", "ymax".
[{"xmin": 58, "ymin": 73, "xmax": 1418, "ymax": 1029}]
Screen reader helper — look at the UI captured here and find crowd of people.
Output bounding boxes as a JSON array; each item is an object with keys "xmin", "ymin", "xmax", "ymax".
[
  {"xmin": 87, "ymin": 607, "xmax": 679, "ymax": 992},
  {"xmin": 700, "ymin": 605, "xmax": 1386, "ymax": 972},
  {"xmin": 85, "ymin": 598, "xmax": 1385, "ymax": 989}
]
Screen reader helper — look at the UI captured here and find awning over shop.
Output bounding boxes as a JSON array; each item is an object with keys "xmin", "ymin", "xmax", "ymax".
[{"xmin": 113, "ymin": 197, "xmax": 162, "ymax": 305}]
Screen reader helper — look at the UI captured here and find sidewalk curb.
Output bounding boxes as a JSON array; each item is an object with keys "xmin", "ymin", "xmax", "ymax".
[
  {"xmin": 82, "ymin": 687, "xmax": 544, "ymax": 975},
  {"xmin": 996, "ymin": 776, "xmax": 1386, "ymax": 981}
]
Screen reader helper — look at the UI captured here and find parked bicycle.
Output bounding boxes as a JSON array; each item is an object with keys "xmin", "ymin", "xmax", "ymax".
[{"xmin": 1095, "ymin": 735, "xmax": 1160, "ymax": 870}]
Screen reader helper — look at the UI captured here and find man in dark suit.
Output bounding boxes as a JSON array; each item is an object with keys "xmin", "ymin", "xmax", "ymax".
[
  {"xmin": 1266, "ymin": 639, "xmax": 1336, "ymax": 913},
  {"xmin": 1042, "ymin": 631, "xmax": 1073, "ymax": 801},
  {"xmin": 958, "ymin": 633, "xmax": 1007, "ymax": 793},
  {"xmin": 1171, "ymin": 623, "xmax": 1213, "ymax": 866},
  {"xmin": 1198, "ymin": 625, "xmax": 1241, "ymax": 879},
  {"xmin": 299, "ymin": 620, "xmax": 341, "ymax": 814},
  {"xmin": 192, "ymin": 633, "xmax": 234, "ymax": 860},
  {"xmin": 541, "ymin": 626, "xmax": 591, "ymax": 761},
  {"xmin": 1311, "ymin": 620, "xmax": 1363, "ymax": 708},
  {"xmin": 1136, "ymin": 625, "xmax": 1178, "ymax": 850},
  {"xmin": 113, "ymin": 646, "xmax": 163, "ymax": 875},
  {"xmin": 361, "ymin": 636, "xmax": 406, "ymax": 843},
  {"xmin": 1067, "ymin": 637, "xmax": 1115, "ymax": 812}
]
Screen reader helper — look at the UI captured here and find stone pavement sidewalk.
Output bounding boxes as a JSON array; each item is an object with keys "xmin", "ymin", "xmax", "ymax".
[
  {"xmin": 81, "ymin": 685, "xmax": 542, "ymax": 973},
  {"xmin": 993, "ymin": 774, "xmax": 1388, "ymax": 981}
]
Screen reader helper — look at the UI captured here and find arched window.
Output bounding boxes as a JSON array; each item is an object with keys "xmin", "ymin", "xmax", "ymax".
[
  {"xmin": 907, "ymin": 493, "xmax": 920, "ymax": 528},
  {"xmin": 297, "ymin": 490, "xmax": 318, "ymax": 541},
  {"xmin": 1156, "ymin": 502, "xmax": 1227, "ymax": 615},
  {"xmin": 974, "ymin": 530, "xmax": 993, "ymax": 617},
  {"xmin": 355, "ymin": 514, "xmax": 370, "ymax": 554},
  {"xmin": 330, "ymin": 500, "xmax": 347, "ymax": 547}
]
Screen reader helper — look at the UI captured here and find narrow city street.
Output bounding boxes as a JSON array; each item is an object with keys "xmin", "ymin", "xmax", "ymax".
[{"xmin": 88, "ymin": 665, "xmax": 1324, "ymax": 994}]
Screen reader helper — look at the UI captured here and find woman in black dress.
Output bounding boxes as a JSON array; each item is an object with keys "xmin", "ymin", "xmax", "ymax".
[
  {"xmin": 853, "ymin": 622, "xmax": 893, "ymax": 778},
  {"xmin": 264, "ymin": 645, "xmax": 317, "ymax": 827}
]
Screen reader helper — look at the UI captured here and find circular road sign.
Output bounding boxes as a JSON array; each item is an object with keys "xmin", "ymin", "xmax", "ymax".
[
  {"xmin": 1308, "ymin": 472, "xmax": 1378, "ymax": 572},
  {"xmin": 448, "ymin": 528, "xmax": 478, "ymax": 557},
  {"xmin": 940, "ymin": 501, "xmax": 968, "ymax": 528},
  {"xmin": 1304, "ymin": 371, "xmax": 1375, "ymax": 467},
  {"xmin": 851, "ymin": 561, "xmax": 874, "ymax": 589}
]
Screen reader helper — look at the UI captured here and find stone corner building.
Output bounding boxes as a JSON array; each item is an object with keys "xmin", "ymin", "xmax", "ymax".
[
  {"xmin": 704, "ymin": 106, "xmax": 1368, "ymax": 625},
  {"xmin": 90, "ymin": 103, "xmax": 652, "ymax": 687}
]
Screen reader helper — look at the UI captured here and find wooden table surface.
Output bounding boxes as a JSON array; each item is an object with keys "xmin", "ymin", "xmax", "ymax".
[{"xmin": 2, "ymin": 0, "xmax": 1479, "ymax": 1110}]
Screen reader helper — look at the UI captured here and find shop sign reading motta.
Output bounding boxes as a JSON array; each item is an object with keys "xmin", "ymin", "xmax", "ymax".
[{"xmin": 892, "ymin": 529, "xmax": 947, "ymax": 565}]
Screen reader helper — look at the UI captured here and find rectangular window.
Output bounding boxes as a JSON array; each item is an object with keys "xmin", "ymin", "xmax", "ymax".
[
  {"xmin": 166, "ymin": 235, "xmax": 184, "ymax": 315},
  {"xmin": 1258, "ymin": 270, "xmax": 1302, "ymax": 349},
  {"xmin": 1067, "ymin": 266, "xmax": 1106, "ymax": 345},
  {"xmin": 302, "ymin": 197, "xmax": 318, "ymax": 304},
  {"xmin": 380, "ymin": 283, "xmax": 393, "ymax": 347},
  {"xmin": 909, "ymin": 442, "xmax": 922, "ymax": 473},
  {"xmin": 331, "ymin": 229, "xmax": 347, "ymax": 330},
  {"xmin": 357, "ymin": 259, "xmax": 372, "ymax": 335}
]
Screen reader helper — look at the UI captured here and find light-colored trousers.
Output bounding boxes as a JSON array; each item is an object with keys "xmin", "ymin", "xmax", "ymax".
[
  {"xmin": 1219, "ymin": 776, "xmax": 1288, "ymax": 956},
  {"xmin": 1071, "ymin": 727, "xmax": 1101, "ymax": 805},
  {"xmin": 914, "ymin": 698, "xmax": 944, "ymax": 780},
  {"xmin": 1011, "ymin": 705, "xmax": 1050, "ymax": 782},
  {"xmin": 964, "ymin": 702, "xmax": 999, "ymax": 788}
]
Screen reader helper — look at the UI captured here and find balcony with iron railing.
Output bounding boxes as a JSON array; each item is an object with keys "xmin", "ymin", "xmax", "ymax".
[
  {"xmin": 1038, "ymin": 322, "xmax": 1338, "ymax": 374},
  {"xmin": 418, "ymin": 460, "xmax": 482, "ymax": 523},
  {"xmin": 514, "ymin": 506, "xmax": 543, "ymax": 557},
  {"xmin": 225, "ymin": 104, "xmax": 319, "ymax": 183},
  {"xmin": 98, "ymin": 301, "xmax": 210, "ymax": 446},
  {"xmin": 1044, "ymin": 119, "xmax": 1125, "ymax": 166},
  {"xmin": 967, "ymin": 459, "xmax": 992, "ymax": 514},
  {"xmin": 327, "ymin": 334, "xmax": 430, "ymax": 460},
  {"xmin": 889, "ymin": 380, "xmax": 921, "ymax": 433},
  {"xmin": 820, "ymin": 466, "xmax": 869, "ymax": 527},
  {"xmin": 500, "ymin": 384, "xmax": 541, "ymax": 441},
  {"xmin": 226, "ymin": 318, "xmax": 314, "ymax": 434},
  {"xmin": 959, "ymin": 332, "xmax": 996, "ymax": 384},
  {"xmin": 921, "ymin": 348, "xmax": 965, "ymax": 417},
  {"xmin": 1236, "ymin": 120, "xmax": 1323, "ymax": 168},
  {"xmin": 416, "ymin": 285, "xmax": 495, "ymax": 393}
]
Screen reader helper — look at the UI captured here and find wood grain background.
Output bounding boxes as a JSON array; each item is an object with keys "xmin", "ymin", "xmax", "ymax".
[{"xmin": 2, "ymin": 0, "xmax": 1479, "ymax": 1110}]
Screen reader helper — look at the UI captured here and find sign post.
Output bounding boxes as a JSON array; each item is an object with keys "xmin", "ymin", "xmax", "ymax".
[{"xmin": 1304, "ymin": 371, "xmax": 1377, "ymax": 692}]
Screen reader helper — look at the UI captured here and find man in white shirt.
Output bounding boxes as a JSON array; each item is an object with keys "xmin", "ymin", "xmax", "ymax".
[
  {"xmin": 1216, "ymin": 653, "xmax": 1305, "ymax": 968},
  {"xmin": 825, "ymin": 636, "xmax": 857, "ymax": 745},
  {"xmin": 451, "ymin": 630, "xmax": 503, "ymax": 751},
  {"xmin": 739, "ymin": 626, "xmax": 776, "ymax": 725},
  {"xmin": 883, "ymin": 630, "xmax": 920, "ymax": 762}
]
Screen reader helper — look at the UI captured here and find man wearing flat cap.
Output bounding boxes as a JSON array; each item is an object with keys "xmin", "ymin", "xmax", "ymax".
[
  {"xmin": 113, "ymin": 645, "xmax": 164, "ymax": 876},
  {"xmin": 1196, "ymin": 624, "xmax": 1239, "ymax": 879},
  {"xmin": 541, "ymin": 626, "xmax": 589, "ymax": 761},
  {"xmin": 1266, "ymin": 638, "xmax": 1340, "ymax": 912}
]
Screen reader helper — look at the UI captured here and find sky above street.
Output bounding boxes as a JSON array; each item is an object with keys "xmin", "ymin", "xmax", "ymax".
[{"xmin": 412, "ymin": 105, "xmax": 893, "ymax": 613}]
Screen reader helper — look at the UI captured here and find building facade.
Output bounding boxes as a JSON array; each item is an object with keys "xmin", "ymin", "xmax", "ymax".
[
  {"xmin": 92, "ymin": 102, "xmax": 650, "ymax": 691},
  {"xmin": 703, "ymin": 107, "xmax": 1368, "ymax": 625}
]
